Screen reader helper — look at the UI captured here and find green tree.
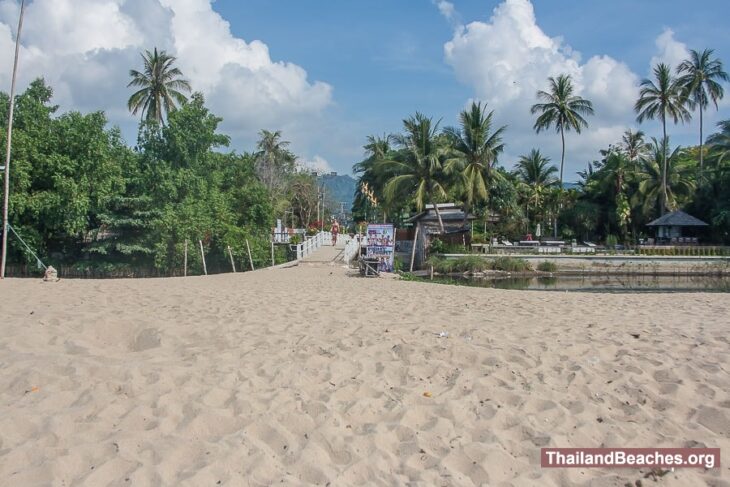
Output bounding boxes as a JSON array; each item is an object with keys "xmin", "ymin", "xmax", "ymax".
[
  {"xmin": 635, "ymin": 63, "xmax": 691, "ymax": 213},
  {"xmin": 443, "ymin": 101, "xmax": 506, "ymax": 225},
  {"xmin": 381, "ymin": 113, "xmax": 449, "ymax": 232},
  {"xmin": 707, "ymin": 120, "xmax": 730, "ymax": 164},
  {"xmin": 531, "ymin": 74, "xmax": 594, "ymax": 186},
  {"xmin": 513, "ymin": 149, "xmax": 558, "ymax": 231},
  {"xmin": 128, "ymin": 48, "xmax": 191, "ymax": 124},
  {"xmin": 677, "ymin": 48, "xmax": 728, "ymax": 171},
  {"xmin": 254, "ymin": 129, "xmax": 296, "ymax": 201},
  {"xmin": 620, "ymin": 129, "xmax": 651, "ymax": 163},
  {"xmin": 633, "ymin": 138, "xmax": 695, "ymax": 218}
]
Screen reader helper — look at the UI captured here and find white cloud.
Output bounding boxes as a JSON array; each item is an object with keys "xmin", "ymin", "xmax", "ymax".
[
  {"xmin": 650, "ymin": 28, "xmax": 690, "ymax": 72},
  {"xmin": 435, "ymin": 1, "xmax": 455, "ymax": 20},
  {"xmin": 442, "ymin": 0, "xmax": 646, "ymax": 180},
  {"xmin": 298, "ymin": 155, "xmax": 333, "ymax": 174},
  {"xmin": 0, "ymin": 0, "xmax": 332, "ymax": 156}
]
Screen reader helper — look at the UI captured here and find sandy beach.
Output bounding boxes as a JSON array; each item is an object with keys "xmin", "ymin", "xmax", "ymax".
[{"xmin": 0, "ymin": 263, "xmax": 728, "ymax": 486}]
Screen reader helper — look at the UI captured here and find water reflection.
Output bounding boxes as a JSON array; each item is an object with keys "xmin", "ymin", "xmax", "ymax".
[{"xmin": 424, "ymin": 274, "xmax": 730, "ymax": 292}]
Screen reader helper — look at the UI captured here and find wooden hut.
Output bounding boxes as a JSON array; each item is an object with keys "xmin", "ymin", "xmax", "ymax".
[{"xmin": 404, "ymin": 203, "xmax": 475, "ymax": 269}]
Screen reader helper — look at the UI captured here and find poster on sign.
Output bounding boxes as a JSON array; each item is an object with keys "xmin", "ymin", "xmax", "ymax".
[{"xmin": 366, "ymin": 224, "xmax": 395, "ymax": 272}]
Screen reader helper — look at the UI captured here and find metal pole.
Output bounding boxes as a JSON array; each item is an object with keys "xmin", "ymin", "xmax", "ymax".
[{"xmin": 0, "ymin": 0, "xmax": 26, "ymax": 279}]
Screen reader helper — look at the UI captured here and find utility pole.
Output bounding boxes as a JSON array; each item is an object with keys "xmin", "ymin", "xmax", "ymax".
[{"xmin": 1, "ymin": 0, "xmax": 26, "ymax": 279}]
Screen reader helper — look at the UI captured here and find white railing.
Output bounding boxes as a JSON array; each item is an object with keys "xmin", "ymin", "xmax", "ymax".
[
  {"xmin": 293, "ymin": 231, "xmax": 335, "ymax": 260},
  {"xmin": 343, "ymin": 234, "xmax": 368, "ymax": 265}
]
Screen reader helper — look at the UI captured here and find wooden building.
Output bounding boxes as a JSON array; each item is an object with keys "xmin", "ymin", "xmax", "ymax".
[{"xmin": 402, "ymin": 203, "xmax": 475, "ymax": 269}]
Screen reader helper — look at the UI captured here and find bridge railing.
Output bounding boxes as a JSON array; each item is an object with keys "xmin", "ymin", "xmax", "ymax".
[{"xmin": 292, "ymin": 231, "xmax": 336, "ymax": 260}]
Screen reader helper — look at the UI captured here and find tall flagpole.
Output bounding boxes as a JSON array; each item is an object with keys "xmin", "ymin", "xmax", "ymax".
[{"xmin": 1, "ymin": 0, "xmax": 26, "ymax": 279}]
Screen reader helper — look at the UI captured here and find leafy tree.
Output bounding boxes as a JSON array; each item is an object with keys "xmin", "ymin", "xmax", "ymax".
[
  {"xmin": 677, "ymin": 48, "xmax": 728, "ymax": 171},
  {"xmin": 443, "ymin": 101, "xmax": 506, "ymax": 225},
  {"xmin": 635, "ymin": 63, "xmax": 691, "ymax": 213},
  {"xmin": 513, "ymin": 149, "xmax": 558, "ymax": 232},
  {"xmin": 254, "ymin": 129, "xmax": 296, "ymax": 201},
  {"xmin": 531, "ymin": 74, "xmax": 594, "ymax": 186},
  {"xmin": 620, "ymin": 129, "xmax": 651, "ymax": 163},
  {"xmin": 633, "ymin": 138, "xmax": 695, "ymax": 218},
  {"xmin": 707, "ymin": 120, "xmax": 730, "ymax": 164},
  {"xmin": 381, "ymin": 113, "xmax": 449, "ymax": 232},
  {"xmin": 128, "ymin": 48, "xmax": 191, "ymax": 124}
]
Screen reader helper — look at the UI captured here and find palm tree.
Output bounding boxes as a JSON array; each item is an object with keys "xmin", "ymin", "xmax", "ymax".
[
  {"xmin": 633, "ymin": 138, "xmax": 695, "ymax": 218},
  {"xmin": 620, "ymin": 129, "xmax": 651, "ymax": 163},
  {"xmin": 596, "ymin": 151, "xmax": 634, "ymax": 238},
  {"xmin": 677, "ymin": 49, "xmax": 729, "ymax": 171},
  {"xmin": 513, "ymin": 149, "xmax": 558, "ymax": 231},
  {"xmin": 707, "ymin": 120, "xmax": 730, "ymax": 165},
  {"xmin": 514, "ymin": 149, "xmax": 558, "ymax": 187},
  {"xmin": 353, "ymin": 135, "xmax": 396, "ymax": 222},
  {"xmin": 635, "ymin": 63, "xmax": 691, "ymax": 214},
  {"xmin": 531, "ymin": 74, "xmax": 594, "ymax": 186},
  {"xmin": 128, "ymin": 48, "xmax": 191, "ymax": 124},
  {"xmin": 443, "ymin": 101, "xmax": 506, "ymax": 225},
  {"xmin": 254, "ymin": 130, "xmax": 296, "ymax": 197},
  {"xmin": 380, "ymin": 113, "xmax": 449, "ymax": 233}
]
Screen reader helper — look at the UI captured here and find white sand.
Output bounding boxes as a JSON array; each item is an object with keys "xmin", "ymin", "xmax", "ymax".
[{"xmin": 0, "ymin": 264, "xmax": 728, "ymax": 486}]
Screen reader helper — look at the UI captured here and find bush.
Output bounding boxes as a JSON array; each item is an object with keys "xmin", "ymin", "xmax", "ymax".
[
  {"xmin": 491, "ymin": 256, "xmax": 532, "ymax": 272},
  {"xmin": 453, "ymin": 255, "xmax": 489, "ymax": 273},
  {"xmin": 537, "ymin": 261, "xmax": 557, "ymax": 272},
  {"xmin": 425, "ymin": 255, "xmax": 489, "ymax": 273},
  {"xmin": 429, "ymin": 238, "xmax": 445, "ymax": 254}
]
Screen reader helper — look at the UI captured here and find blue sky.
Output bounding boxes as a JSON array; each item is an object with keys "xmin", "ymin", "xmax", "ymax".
[
  {"xmin": 213, "ymin": 0, "xmax": 730, "ymax": 179},
  {"xmin": 0, "ymin": 0, "xmax": 728, "ymax": 180}
]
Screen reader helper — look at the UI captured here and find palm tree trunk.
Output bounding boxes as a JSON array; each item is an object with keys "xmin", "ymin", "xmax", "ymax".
[
  {"xmin": 661, "ymin": 116, "xmax": 668, "ymax": 215},
  {"xmin": 699, "ymin": 107, "xmax": 704, "ymax": 175},
  {"xmin": 556, "ymin": 126, "xmax": 565, "ymax": 238},
  {"xmin": 559, "ymin": 125, "xmax": 565, "ymax": 186}
]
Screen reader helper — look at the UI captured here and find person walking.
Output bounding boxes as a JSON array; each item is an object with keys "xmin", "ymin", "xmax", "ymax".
[{"xmin": 331, "ymin": 219, "xmax": 339, "ymax": 246}]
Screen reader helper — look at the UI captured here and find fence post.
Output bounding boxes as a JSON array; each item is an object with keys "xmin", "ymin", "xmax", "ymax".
[
  {"xmin": 184, "ymin": 239, "xmax": 188, "ymax": 277},
  {"xmin": 199, "ymin": 240, "xmax": 207, "ymax": 276},
  {"xmin": 245, "ymin": 239, "xmax": 254, "ymax": 271},
  {"xmin": 271, "ymin": 241, "xmax": 275, "ymax": 267},
  {"xmin": 227, "ymin": 245, "xmax": 236, "ymax": 273}
]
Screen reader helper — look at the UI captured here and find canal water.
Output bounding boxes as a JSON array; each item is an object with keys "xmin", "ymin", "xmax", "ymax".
[{"xmin": 421, "ymin": 274, "xmax": 730, "ymax": 292}]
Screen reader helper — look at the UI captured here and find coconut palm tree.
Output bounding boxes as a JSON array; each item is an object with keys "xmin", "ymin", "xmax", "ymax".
[
  {"xmin": 635, "ymin": 63, "xmax": 691, "ymax": 214},
  {"xmin": 380, "ymin": 113, "xmax": 449, "ymax": 233},
  {"xmin": 514, "ymin": 149, "xmax": 558, "ymax": 187},
  {"xmin": 531, "ymin": 74, "xmax": 594, "ymax": 186},
  {"xmin": 353, "ymin": 135, "xmax": 397, "ymax": 222},
  {"xmin": 254, "ymin": 129, "xmax": 296, "ymax": 197},
  {"xmin": 513, "ymin": 149, "xmax": 558, "ymax": 231},
  {"xmin": 707, "ymin": 120, "xmax": 730, "ymax": 165},
  {"xmin": 633, "ymin": 138, "xmax": 695, "ymax": 218},
  {"xmin": 127, "ymin": 48, "xmax": 191, "ymax": 124},
  {"xmin": 677, "ymin": 49, "xmax": 729, "ymax": 171},
  {"xmin": 443, "ymin": 101, "xmax": 506, "ymax": 225},
  {"xmin": 620, "ymin": 129, "xmax": 651, "ymax": 163}
]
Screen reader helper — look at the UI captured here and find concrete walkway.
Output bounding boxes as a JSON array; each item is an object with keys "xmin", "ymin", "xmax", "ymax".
[{"xmin": 300, "ymin": 244, "xmax": 345, "ymax": 263}]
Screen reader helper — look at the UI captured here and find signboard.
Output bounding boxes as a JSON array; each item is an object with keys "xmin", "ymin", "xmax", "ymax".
[{"xmin": 366, "ymin": 224, "xmax": 395, "ymax": 272}]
